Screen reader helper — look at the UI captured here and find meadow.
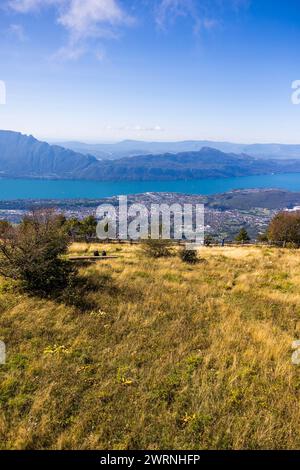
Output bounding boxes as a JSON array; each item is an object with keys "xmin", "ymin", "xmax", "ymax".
[{"xmin": 1, "ymin": 243, "xmax": 300, "ymax": 449}]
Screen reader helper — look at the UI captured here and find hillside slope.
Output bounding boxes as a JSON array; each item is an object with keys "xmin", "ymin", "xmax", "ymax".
[
  {"xmin": 1, "ymin": 244, "xmax": 300, "ymax": 450},
  {"xmin": 0, "ymin": 130, "xmax": 98, "ymax": 178},
  {"xmin": 88, "ymin": 148, "xmax": 300, "ymax": 180}
]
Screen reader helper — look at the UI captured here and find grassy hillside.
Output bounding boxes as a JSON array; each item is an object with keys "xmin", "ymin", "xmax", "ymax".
[{"xmin": 1, "ymin": 243, "xmax": 300, "ymax": 450}]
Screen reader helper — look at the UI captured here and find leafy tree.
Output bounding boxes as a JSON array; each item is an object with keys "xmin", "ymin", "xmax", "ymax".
[
  {"xmin": 64, "ymin": 216, "xmax": 97, "ymax": 240},
  {"xmin": 267, "ymin": 211, "xmax": 300, "ymax": 247},
  {"xmin": 80, "ymin": 215, "xmax": 97, "ymax": 238},
  {"xmin": 0, "ymin": 210, "xmax": 76, "ymax": 297},
  {"xmin": 235, "ymin": 228, "xmax": 250, "ymax": 243}
]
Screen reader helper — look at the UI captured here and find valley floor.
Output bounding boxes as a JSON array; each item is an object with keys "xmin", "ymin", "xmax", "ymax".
[{"xmin": 1, "ymin": 244, "xmax": 300, "ymax": 449}]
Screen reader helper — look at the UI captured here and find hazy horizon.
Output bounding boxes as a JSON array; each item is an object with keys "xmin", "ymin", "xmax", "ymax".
[{"xmin": 3, "ymin": 129, "xmax": 300, "ymax": 148}]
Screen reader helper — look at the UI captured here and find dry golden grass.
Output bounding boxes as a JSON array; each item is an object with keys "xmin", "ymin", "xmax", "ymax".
[{"xmin": 1, "ymin": 243, "xmax": 300, "ymax": 449}]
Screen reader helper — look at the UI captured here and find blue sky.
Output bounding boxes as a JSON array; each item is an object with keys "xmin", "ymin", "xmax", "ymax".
[{"xmin": 0, "ymin": 0, "xmax": 300, "ymax": 143}]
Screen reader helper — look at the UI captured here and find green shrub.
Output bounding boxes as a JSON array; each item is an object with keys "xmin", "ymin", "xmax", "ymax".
[
  {"xmin": 179, "ymin": 249, "xmax": 200, "ymax": 264},
  {"xmin": 141, "ymin": 238, "xmax": 173, "ymax": 258}
]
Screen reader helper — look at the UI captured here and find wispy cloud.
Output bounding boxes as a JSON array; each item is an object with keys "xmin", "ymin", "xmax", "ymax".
[
  {"xmin": 53, "ymin": 43, "xmax": 86, "ymax": 61},
  {"xmin": 156, "ymin": 0, "xmax": 249, "ymax": 34},
  {"xmin": 6, "ymin": 0, "xmax": 250, "ymax": 59},
  {"xmin": 58, "ymin": 0, "xmax": 132, "ymax": 40},
  {"xmin": 106, "ymin": 124, "xmax": 164, "ymax": 132},
  {"xmin": 8, "ymin": 0, "xmax": 61, "ymax": 13},
  {"xmin": 8, "ymin": 0, "xmax": 133, "ymax": 60},
  {"xmin": 8, "ymin": 23, "xmax": 27, "ymax": 41},
  {"xmin": 156, "ymin": 0, "xmax": 201, "ymax": 32}
]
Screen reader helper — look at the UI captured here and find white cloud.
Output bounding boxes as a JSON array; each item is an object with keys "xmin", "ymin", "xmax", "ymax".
[
  {"xmin": 8, "ymin": 0, "xmax": 132, "ymax": 59},
  {"xmin": 105, "ymin": 124, "xmax": 164, "ymax": 132},
  {"xmin": 58, "ymin": 0, "xmax": 131, "ymax": 40},
  {"xmin": 132, "ymin": 124, "xmax": 164, "ymax": 132},
  {"xmin": 6, "ymin": 0, "xmax": 249, "ymax": 59},
  {"xmin": 53, "ymin": 43, "xmax": 86, "ymax": 61}
]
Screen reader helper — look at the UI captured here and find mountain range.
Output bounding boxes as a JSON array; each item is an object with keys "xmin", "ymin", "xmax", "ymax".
[
  {"xmin": 57, "ymin": 139, "xmax": 300, "ymax": 161},
  {"xmin": 2, "ymin": 130, "xmax": 300, "ymax": 181}
]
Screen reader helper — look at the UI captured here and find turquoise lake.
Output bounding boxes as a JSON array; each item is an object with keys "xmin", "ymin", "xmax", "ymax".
[{"xmin": 1, "ymin": 173, "xmax": 300, "ymax": 200}]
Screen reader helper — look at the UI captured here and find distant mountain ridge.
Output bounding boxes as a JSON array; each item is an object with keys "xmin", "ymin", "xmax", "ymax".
[
  {"xmin": 2, "ymin": 130, "xmax": 300, "ymax": 181},
  {"xmin": 58, "ymin": 139, "xmax": 300, "ymax": 161},
  {"xmin": 86, "ymin": 148, "xmax": 289, "ymax": 181},
  {"xmin": 0, "ymin": 130, "xmax": 97, "ymax": 179}
]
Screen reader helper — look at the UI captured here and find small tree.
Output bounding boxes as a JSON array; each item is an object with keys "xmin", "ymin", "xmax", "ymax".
[
  {"xmin": 235, "ymin": 228, "xmax": 250, "ymax": 243},
  {"xmin": 258, "ymin": 231, "xmax": 268, "ymax": 243},
  {"xmin": 267, "ymin": 211, "xmax": 300, "ymax": 247},
  {"xmin": 64, "ymin": 217, "xmax": 82, "ymax": 239},
  {"xmin": 204, "ymin": 235, "xmax": 214, "ymax": 247},
  {"xmin": 0, "ymin": 210, "xmax": 76, "ymax": 297},
  {"xmin": 0, "ymin": 220, "xmax": 12, "ymax": 237}
]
